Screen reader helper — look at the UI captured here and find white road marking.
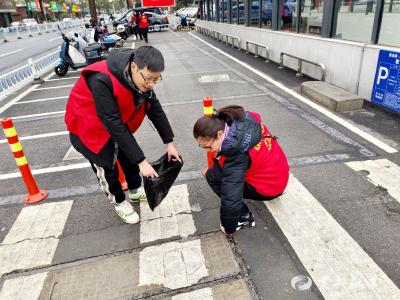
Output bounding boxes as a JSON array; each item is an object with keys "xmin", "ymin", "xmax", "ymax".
[
  {"xmin": 346, "ymin": 159, "xmax": 400, "ymax": 204},
  {"xmin": 198, "ymin": 74, "xmax": 230, "ymax": 83},
  {"xmin": 46, "ymin": 76, "xmax": 79, "ymax": 82},
  {"xmin": 48, "ymin": 36, "xmax": 61, "ymax": 42},
  {"xmin": 140, "ymin": 184, "xmax": 195, "ymax": 244},
  {"xmin": 189, "ymin": 33, "xmax": 398, "ymax": 154},
  {"xmin": 16, "ymin": 96, "xmax": 68, "ymax": 104},
  {"xmin": 139, "ymin": 239, "xmax": 208, "ymax": 289},
  {"xmin": 0, "ymin": 162, "xmax": 90, "ymax": 180},
  {"xmin": 34, "ymin": 85, "xmax": 73, "ymax": 91},
  {"xmin": 131, "ymin": 42, "xmax": 135, "ymax": 49},
  {"xmin": 0, "ymin": 131, "xmax": 68, "ymax": 144},
  {"xmin": 265, "ymin": 174, "xmax": 400, "ymax": 299},
  {"xmin": 63, "ymin": 145, "xmax": 84, "ymax": 161},
  {"xmin": 0, "ymin": 201, "xmax": 73, "ymax": 278},
  {"xmin": 0, "ymin": 49, "xmax": 23, "ymax": 58},
  {"xmin": 171, "ymin": 288, "xmax": 213, "ymax": 300},
  {"xmin": 11, "ymin": 110, "xmax": 65, "ymax": 120},
  {"xmin": 0, "ymin": 72, "xmax": 55, "ymax": 113},
  {"xmin": 0, "ymin": 272, "xmax": 48, "ymax": 300}
]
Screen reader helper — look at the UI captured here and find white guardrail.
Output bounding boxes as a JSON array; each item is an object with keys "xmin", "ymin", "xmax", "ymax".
[
  {"xmin": 0, "ymin": 50, "xmax": 59, "ymax": 100},
  {"xmin": 0, "ymin": 19, "xmax": 83, "ymax": 42}
]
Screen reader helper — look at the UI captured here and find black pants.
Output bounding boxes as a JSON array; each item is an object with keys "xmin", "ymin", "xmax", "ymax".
[
  {"xmin": 205, "ymin": 163, "xmax": 281, "ymax": 216},
  {"xmin": 89, "ymin": 147, "xmax": 142, "ymax": 204},
  {"xmin": 139, "ymin": 28, "xmax": 148, "ymax": 43}
]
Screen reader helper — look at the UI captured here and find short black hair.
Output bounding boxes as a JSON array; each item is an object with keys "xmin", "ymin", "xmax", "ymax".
[{"xmin": 133, "ymin": 46, "xmax": 164, "ymax": 73}]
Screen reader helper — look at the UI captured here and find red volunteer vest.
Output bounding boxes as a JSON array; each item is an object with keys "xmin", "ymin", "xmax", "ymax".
[
  {"xmin": 138, "ymin": 14, "xmax": 149, "ymax": 29},
  {"xmin": 219, "ymin": 112, "xmax": 289, "ymax": 196},
  {"xmin": 65, "ymin": 60, "xmax": 148, "ymax": 154}
]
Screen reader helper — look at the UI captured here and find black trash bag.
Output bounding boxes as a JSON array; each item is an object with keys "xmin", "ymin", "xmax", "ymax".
[{"xmin": 143, "ymin": 153, "xmax": 183, "ymax": 210}]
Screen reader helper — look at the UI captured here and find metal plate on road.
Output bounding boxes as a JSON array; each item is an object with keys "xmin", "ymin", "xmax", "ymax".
[{"xmin": 372, "ymin": 50, "xmax": 400, "ymax": 113}]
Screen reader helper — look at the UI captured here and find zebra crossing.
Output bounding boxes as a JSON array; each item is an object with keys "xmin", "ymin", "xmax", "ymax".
[{"xmin": 0, "ymin": 158, "xmax": 399, "ymax": 299}]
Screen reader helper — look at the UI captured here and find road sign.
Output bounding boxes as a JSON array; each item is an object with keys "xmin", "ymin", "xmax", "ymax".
[
  {"xmin": 141, "ymin": 0, "xmax": 176, "ymax": 7},
  {"xmin": 371, "ymin": 50, "xmax": 400, "ymax": 113}
]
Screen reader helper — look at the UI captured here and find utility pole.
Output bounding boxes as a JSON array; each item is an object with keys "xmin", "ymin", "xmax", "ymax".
[{"xmin": 88, "ymin": 0, "xmax": 98, "ymax": 23}]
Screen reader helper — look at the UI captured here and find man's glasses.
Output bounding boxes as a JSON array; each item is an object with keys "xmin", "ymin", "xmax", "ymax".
[
  {"xmin": 139, "ymin": 70, "xmax": 162, "ymax": 84},
  {"xmin": 199, "ymin": 137, "xmax": 215, "ymax": 149}
]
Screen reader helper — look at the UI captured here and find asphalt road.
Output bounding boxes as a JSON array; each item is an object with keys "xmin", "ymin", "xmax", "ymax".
[{"xmin": 0, "ymin": 30, "xmax": 399, "ymax": 299}]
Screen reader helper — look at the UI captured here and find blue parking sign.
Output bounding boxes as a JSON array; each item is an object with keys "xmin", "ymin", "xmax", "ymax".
[{"xmin": 372, "ymin": 50, "xmax": 400, "ymax": 112}]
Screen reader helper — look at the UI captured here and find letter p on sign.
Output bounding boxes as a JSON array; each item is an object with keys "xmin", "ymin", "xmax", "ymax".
[{"xmin": 377, "ymin": 66, "xmax": 389, "ymax": 85}]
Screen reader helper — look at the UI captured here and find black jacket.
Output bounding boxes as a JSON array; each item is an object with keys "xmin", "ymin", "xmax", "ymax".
[
  {"xmin": 70, "ymin": 48, "xmax": 174, "ymax": 169},
  {"xmin": 218, "ymin": 113, "xmax": 262, "ymax": 233}
]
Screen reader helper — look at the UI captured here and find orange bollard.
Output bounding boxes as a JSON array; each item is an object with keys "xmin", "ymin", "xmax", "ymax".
[
  {"xmin": 203, "ymin": 97, "xmax": 216, "ymax": 168},
  {"xmin": 116, "ymin": 160, "xmax": 128, "ymax": 191},
  {"xmin": 1, "ymin": 118, "xmax": 48, "ymax": 204}
]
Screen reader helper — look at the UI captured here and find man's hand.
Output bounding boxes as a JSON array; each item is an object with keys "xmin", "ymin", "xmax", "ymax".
[
  {"xmin": 201, "ymin": 167, "xmax": 208, "ymax": 177},
  {"xmin": 220, "ymin": 225, "xmax": 234, "ymax": 237},
  {"xmin": 166, "ymin": 142, "xmax": 182, "ymax": 163},
  {"xmin": 138, "ymin": 160, "xmax": 158, "ymax": 178}
]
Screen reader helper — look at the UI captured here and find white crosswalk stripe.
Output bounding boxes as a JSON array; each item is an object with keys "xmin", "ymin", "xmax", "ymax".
[
  {"xmin": 0, "ymin": 201, "xmax": 72, "ymax": 278},
  {"xmin": 265, "ymin": 174, "xmax": 400, "ymax": 300},
  {"xmin": 0, "ymin": 273, "xmax": 48, "ymax": 300},
  {"xmin": 346, "ymin": 159, "xmax": 400, "ymax": 204},
  {"xmin": 140, "ymin": 184, "xmax": 196, "ymax": 244}
]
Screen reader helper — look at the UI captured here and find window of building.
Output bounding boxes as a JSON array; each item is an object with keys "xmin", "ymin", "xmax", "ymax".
[
  {"xmin": 250, "ymin": 0, "xmax": 261, "ymax": 27},
  {"xmin": 299, "ymin": 0, "xmax": 324, "ymax": 35},
  {"xmin": 231, "ymin": 0, "xmax": 244, "ymax": 24},
  {"xmin": 333, "ymin": 0, "xmax": 376, "ymax": 43},
  {"xmin": 280, "ymin": 0, "xmax": 296, "ymax": 32},
  {"xmin": 379, "ymin": 0, "xmax": 400, "ymax": 47},
  {"xmin": 261, "ymin": 0, "xmax": 273, "ymax": 28},
  {"xmin": 220, "ymin": 0, "xmax": 228, "ymax": 22},
  {"xmin": 239, "ymin": 0, "xmax": 245, "ymax": 24}
]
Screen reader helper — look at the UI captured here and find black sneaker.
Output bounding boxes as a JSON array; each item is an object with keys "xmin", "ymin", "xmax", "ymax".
[{"xmin": 236, "ymin": 211, "xmax": 255, "ymax": 231}]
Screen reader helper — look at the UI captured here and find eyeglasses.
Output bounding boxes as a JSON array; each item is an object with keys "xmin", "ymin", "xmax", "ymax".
[
  {"xmin": 139, "ymin": 70, "xmax": 162, "ymax": 84},
  {"xmin": 199, "ymin": 137, "xmax": 215, "ymax": 149}
]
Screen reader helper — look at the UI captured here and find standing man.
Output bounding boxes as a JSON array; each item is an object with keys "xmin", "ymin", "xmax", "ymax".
[
  {"xmin": 138, "ymin": 11, "xmax": 149, "ymax": 43},
  {"xmin": 65, "ymin": 46, "xmax": 180, "ymax": 224}
]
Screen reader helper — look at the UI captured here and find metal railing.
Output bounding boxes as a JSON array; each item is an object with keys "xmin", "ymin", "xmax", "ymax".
[
  {"xmin": 226, "ymin": 34, "xmax": 241, "ymax": 50},
  {"xmin": 0, "ymin": 50, "xmax": 59, "ymax": 99},
  {"xmin": 0, "ymin": 20, "xmax": 83, "ymax": 42},
  {"xmin": 279, "ymin": 52, "xmax": 326, "ymax": 81},
  {"xmin": 246, "ymin": 40, "xmax": 269, "ymax": 62}
]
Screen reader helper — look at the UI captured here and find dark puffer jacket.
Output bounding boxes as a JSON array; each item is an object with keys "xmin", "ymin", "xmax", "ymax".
[{"xmin": 218, "ymin": 112, "xmax": 262, "ymax": 233}]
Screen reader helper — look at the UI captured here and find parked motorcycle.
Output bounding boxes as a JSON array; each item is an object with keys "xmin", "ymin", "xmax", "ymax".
[
  {"xmin": 116, "ymin": 24, "xmax": 129, "ymax": 40},
  {"xmin": 54, "ymin": 27, "xmax": 106, "ymax": 76}
]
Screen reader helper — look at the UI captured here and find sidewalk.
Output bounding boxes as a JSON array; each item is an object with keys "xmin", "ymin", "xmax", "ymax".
[{"xmin": 0, "ymin": 30, "xmax": 399, "ymax": 299}]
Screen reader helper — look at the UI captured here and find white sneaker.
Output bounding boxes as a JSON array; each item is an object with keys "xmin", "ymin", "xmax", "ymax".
[
  {"xmin": 114, "ymin": 200, "xmax": 140, "ymax": 224},
  {"xmin": 127, "ymin": 189, "xmax": 147, "ymax": 203}
]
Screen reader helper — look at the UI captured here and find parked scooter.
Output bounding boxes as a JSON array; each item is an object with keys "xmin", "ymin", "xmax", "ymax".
[
  {"xmin": 55, "ymin": 27, "xmax": 106, "ymax": 76},
  {"xmin": 116, "ymin": 24, "xmax": 129, "ymax": 40}
]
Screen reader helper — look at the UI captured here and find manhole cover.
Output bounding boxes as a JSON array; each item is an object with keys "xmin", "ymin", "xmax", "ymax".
[{"xmin": 291, "ymin": 275, "xmax": 313, "ymax": 291}]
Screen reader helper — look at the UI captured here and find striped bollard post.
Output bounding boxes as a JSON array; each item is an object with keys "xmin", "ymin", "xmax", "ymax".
[
  {"xmin": 203, "ymin": 97, "xmax": 216, "ymax": 168},
  {"xmin": 1, "ymin": 118, "xmax": 48, "ymax": 204},
  {"xmin": 116, "ymin": 160, "xmax": 128, "ymax": 191}
]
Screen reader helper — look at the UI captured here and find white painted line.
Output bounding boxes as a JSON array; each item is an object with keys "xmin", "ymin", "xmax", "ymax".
[
  {"xmin": 16, "ymin": 95, "xmax": 68, "ymax": 104},
  {"xmin": 265, "ymin": 174, "xmax": 400, "ymax": 299},
  {"xmin": 11, "ymin": 110, "xmax": 65, "ymax": 120},
  {"xmin": 46, "ymin": 76, "xmax": 79, "ymax": 82},
  {"xmin": 63, "ymin": 145, "xmax": 84, "ymax": 161},
  {"xmin": 139, "ymin": 239, "xmax": 208, "ymax": 289},
  {"xmin": 0, "ymin": 131, "xmax": 68, "ymax": 144},
  {"xmin": 0, "ymin": 201, "xmax": 72, "ymax": 278},
  {"xmin": 48, "ymin": 36, "xmax": 61, "ymax": 42},
  {"xmin": 0, "ymin": 72, "xmax": 55, "ymax": 114},
  {"xmin": 346, "ymin": 159, "xmax": 400, "ymax": 204},
  {"xmin": 0, "ymin": 49, "xmax": 23, "ymax": 58},
  {"xmin": 34, "ymin": 84, "xmax": 74, "ymax": 91},
  {"xmin": 132, "ymin": 42, "xmax": 135, "ymax": 49},
  {"xmin": 140, "ymin": 184, "xmax": 195, "ymax": 244},
  {"xmin": 198, "ymin": 74, "xmax": 230, "ymax": 83},
  {"xmin": 189, "ymin": 33, "xmax": 398, "ymax": 154},
  {"xmin": 0, "ymin": 272, "xmax": 48, "ymax": 300},
  {"xmin": 171, "ymin": 288, "xmax": 213, "ymax": 300},
  {"xmin": 0, "ymin": 162, "xmax": 90, "ymax": 180}
]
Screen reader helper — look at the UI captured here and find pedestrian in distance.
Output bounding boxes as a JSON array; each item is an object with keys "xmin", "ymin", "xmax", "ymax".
[
  {"xmin": 138, "ymin": 12, "xmax": 150, "ymax": 43},
  {"xmin": 131, "ymin": 11, "xmax": 140, "ymax": 40},
  {"xmin": 193, "ymin": 105, "xmax": 289, "ymax": 236},
  {"xmin": 65, "ymin": 46, "xmax": 181, "ymax": 224}
]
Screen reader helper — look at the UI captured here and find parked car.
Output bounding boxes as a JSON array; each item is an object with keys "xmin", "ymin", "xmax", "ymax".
[{"xmin": 143, "ymin": 12, "xmax": 169, "ymax": 26}]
